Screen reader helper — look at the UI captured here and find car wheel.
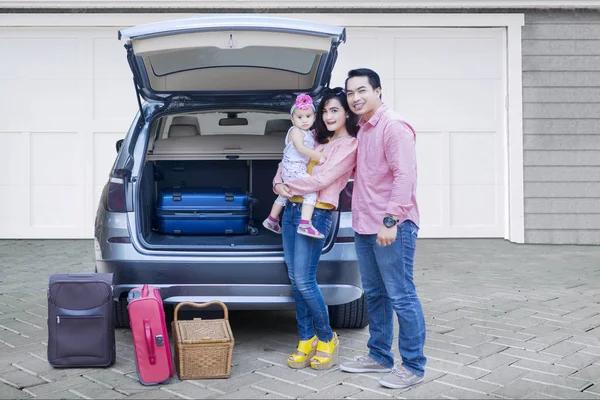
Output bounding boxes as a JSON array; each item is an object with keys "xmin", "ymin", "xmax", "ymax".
[
  {"xmin": 329, "ymin": 295, "xmax": 369, "ymax": 329},
  {"xmin": 113, "ymin": 297, "xmax": 130, "ymax": 328}
]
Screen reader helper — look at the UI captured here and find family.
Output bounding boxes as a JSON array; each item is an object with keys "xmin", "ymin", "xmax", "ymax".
[{"xmin": 262, "ymin": 68, "xmax": 427, "ymax": 390}]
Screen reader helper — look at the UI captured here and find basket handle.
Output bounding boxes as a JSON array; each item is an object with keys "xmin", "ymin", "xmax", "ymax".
[{"xmin": 173, "ymin": 301, "xmax": 229, "ymax": 321}]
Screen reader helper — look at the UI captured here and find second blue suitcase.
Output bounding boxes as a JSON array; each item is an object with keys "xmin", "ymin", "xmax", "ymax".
[{"xmin": 155, "ymin": 187, "xmax": 258, "ymax": 236}]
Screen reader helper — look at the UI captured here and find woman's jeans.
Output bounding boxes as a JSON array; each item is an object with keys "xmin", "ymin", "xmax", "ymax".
[
  {"xmin": 282, "ymin": 202, "xmax": 334, "ymax": 342},
  {"xmin": 354, "ymin": 220, "xmax": 427, "ymax": 376}
]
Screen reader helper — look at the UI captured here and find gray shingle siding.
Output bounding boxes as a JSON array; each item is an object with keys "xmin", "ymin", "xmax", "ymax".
[{"xmin": 523, "ymin": 10, "xmax": 600, "ymax": 245}]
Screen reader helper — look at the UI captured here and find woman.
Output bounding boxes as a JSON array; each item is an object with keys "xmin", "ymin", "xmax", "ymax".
[{"xmin": 273, "ymin": 87, "xmax": 359, "ymax": 370}]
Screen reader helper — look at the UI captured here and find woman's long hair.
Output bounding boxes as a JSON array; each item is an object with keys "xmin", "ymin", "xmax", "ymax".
[{"xmin": 314, "ymin": 87, "xmax": 359, "ymax": 144}]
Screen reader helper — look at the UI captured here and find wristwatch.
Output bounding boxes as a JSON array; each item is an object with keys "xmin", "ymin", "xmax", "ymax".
[{"xmin": 383, "ymin": 216, "xmax": 399, "ymax": 228}]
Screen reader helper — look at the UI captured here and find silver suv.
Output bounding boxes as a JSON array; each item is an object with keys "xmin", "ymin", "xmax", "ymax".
[{"xmin": 94, "ymin": 15, "xmax": 367, "ymax": 329}]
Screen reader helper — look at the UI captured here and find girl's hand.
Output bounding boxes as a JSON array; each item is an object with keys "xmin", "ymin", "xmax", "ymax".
[{"xmin": 275, "ymin": 184, "xmax": 293, "ymax": 198}]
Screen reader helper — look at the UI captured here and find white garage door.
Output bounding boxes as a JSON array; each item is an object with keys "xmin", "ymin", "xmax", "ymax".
[
  {"xmin": 0, "ymin": 24, "xmax": 505, "ymax": 239},
  {"xmin": 331, "ymin": 28, "xmax": 506, "ymax": 238}
]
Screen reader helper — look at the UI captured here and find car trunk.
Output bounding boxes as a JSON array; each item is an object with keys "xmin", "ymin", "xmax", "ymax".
[{"xmin": 138, "ymin": 158, "xmax": 290, "ymax": 251}]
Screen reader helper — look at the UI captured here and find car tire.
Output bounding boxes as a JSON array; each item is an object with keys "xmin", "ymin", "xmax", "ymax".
[
  {"xmin": 113, "ymin": 297, "xmax": 130, "ymax": 328},
  {"xmin": 329, "ymin": 295, "xmax": 369, "ymax": 329}
]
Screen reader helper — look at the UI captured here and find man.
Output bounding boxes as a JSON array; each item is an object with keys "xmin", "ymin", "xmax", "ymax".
[{"xmin": 339, "ymin": 68, "xmax": 426, "ymax": 389}]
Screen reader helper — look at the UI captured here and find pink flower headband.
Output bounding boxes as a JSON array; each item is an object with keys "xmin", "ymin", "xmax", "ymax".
[{"xmin": 290, "ymin": 94, "xmax": 315, "ymax": 115}]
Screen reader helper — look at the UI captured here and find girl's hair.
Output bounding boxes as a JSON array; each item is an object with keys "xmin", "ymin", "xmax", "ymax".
[{"xmin": 314, "ymin": 87, "xmax": 359, "ymax": 144}]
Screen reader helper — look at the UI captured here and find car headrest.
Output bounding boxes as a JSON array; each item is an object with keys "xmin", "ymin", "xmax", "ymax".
[
  {"xmin": 168, "ymin": 116, "xmax": 201, "ymax": 137},
  {"xmin": 264, "ymin": 119, "xmax": 292, "ymax": 137}
]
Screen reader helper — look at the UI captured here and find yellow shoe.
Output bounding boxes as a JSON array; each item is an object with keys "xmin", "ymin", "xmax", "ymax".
[
  {"xmin": 310, "ymin": 332, "xmax": 339, "ymax": 370},
  {"xmin": 287, "ymin": 335, "xmax": 318, "ymax": 369}
]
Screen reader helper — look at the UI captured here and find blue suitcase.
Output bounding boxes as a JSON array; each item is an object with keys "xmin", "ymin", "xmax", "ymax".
[{"xmin": 155, "ymin": 187, "xmax": 258, "ymax": 236}]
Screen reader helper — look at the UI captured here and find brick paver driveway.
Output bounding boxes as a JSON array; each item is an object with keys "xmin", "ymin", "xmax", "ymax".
[{"xmin": 1, "ymin": 239, "xmax": 599, "ymax": 399}]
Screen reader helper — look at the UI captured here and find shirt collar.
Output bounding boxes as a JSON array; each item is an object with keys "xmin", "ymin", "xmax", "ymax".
[{"xmin": 358, "ymin": 104, "xmax": 388, "ymax": 128}]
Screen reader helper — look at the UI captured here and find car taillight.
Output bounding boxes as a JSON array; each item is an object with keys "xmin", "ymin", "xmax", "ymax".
[
  {"xmin": 338, "ymin": 180, "xmax": 353, "ymax": 212},
  {"xmin": 106, "ymin": 169, "xmax": 129, "ymax": 213}
]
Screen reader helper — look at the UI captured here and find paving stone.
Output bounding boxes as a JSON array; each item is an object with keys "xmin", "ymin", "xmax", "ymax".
[
  {"xmin": 528, "ymin": 332, "xmax": 572, "ymax": 346},
  {"xmin": 541, "ymin": 340, "xmax": 586, "ymax": 357},
  {"xmin": 299, "ymin": 383, "xmax": 362, "ymax": 399},
  {"xmin": 210, "ymin": 372, "xmax": 268, "ymax": 393},
  {"xmin": 511, "ymin": 359, "xmax": 577, "ymax": 376},
  {"xmin": 555, "ymin": 352, "xmax": 599, "ymax": 370},
  {"xmin": 215, "ymin": 386, "xmax": 267, "ymax": 399},
  {"xmin": 490, "ymin": 379, "xmax": 552, "ymax": 399},
  {"xmin": 68, "ymin": 384, "xmax": 126, "ymax": 399},
  {"xmin": 470, "ymin": 352, "xmax": 519, "ymax": 372},
  {"xmin": 251, "ymin": 377, "xmax": 316, "ymax": 398},
  {"xmin": 436, "ymin": 374, "xmax": 501, "ymax": 394},
  {"xmin": 0, "ymin": 368, "xmax": 47, "ymax": 389},
  {"xmin": 503, "ymin": 348, "xmax": 561, "ymax": 364},
  {"xmin": 299, "ymin": 370, "xmax": 350, "ymax": 390},
  {"xmin": 157, "ymin": 382, "xmax": 217, "ymax": 399},
  {"xmin": 450, "ymin": 334, "xmax": 493, "ymax": 348},
  {"xmin": 442, "ymin": 388, "xmax": 496, "ymax": 399},
  {"xmin": 522, "ymin": 372, "xmax": 592, "ymax": 391},
  {"xmin": 343, "ymin": 375, "xmax": 404, "ymax": 397},
  {"xmin": 401, "ymin": 380, "xmax": 455, "ymax": 399},
  {"xmin": 255, "ymin": 365, "xmax": 314, "ymax": 384},
  {"xmin": 345, "ymin": 389, "xmax": 393, "ymax": 399},
  {"xmin": 126, "ymin": 389, "xmax": 183, "ymax": 399},
  {"xmin": 572, "ymin": 364, "xmax": 600, "ymax": 384},
  {"xmin": 479, "ymin": 365, "xmax": 529, "ymax": 386},
  {"xmin": 424, "ymin": 359, "xmax": 488, "ymax": 380},
  {"xmin": 539, "ymin": 386, "xmax": 600, "ymax": 399},
  {"xmin": 423, "ymin": 348, "xmax": 478, "ymax": 366},
  {"xmin": 23, "ymin": 376, "xmax": 90, "ymax": 396},
  {"xmin": 458, "ymin": 342, "xmax": 508, "ymax": 359},
  {"xmin": 492, "ymin": 337, "xmax": 549, "ymax": 352},
  {"xmin": 0, "ymin": 382, "xmax": 32, "ymax": 399}
]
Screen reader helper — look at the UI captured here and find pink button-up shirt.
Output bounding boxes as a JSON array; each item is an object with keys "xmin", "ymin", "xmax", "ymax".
[
  {"xmin": 352, "ymin": 104, "xmax": 420, "ymax": 235},
  {"xmin": 272, "ymin": 136, "xmax": 358, "ymax": 209}
]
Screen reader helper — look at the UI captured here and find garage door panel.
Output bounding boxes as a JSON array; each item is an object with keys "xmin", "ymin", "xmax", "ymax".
[
  {"xmin": 334, "ymin": 32, "xmax": 395, "ymax": 81},
  {"xmin": 417, "ymin": 186, "xmax": 444, "ymax": 228},
  {"xmin": 416, "ymin": 132, "xmax": 444, "ymax": 185},
  {"xmin": 395, "ymin": 80, "xmax": 501, "ymax": 131},
  {"xmin": 450, "ymin": 132, "xmax": 498, "ymax": 185},
  {"xmin": 0, "ymin": 133, "xmax": 29, "ymax": 185},
  {"xmin": 30, "ymin": 186, "xmax": 84, "ymax": 228},
  {"xmin": 450, "ymin": 186, "xmax": 499, "ymax": 228},
  {"xmin": 93, "ymin": 37, "xmax": 134, "ymax": 80},
  {"xmin": 30, "ymin": 132, "xmax": 83, "ymax": 186},
  {"xmin": 393, "ymin": 36, "xmax": 503, "ymax": 79},
  {"xmin": 0, "ymin": 187, "xmax": 29, "ymax": 227},
  {"xmin": 93, "ymin": 79, "xmax": 139, "ymax": 120},
  {"xmin": 0, "ymin": 37, "xmax": 80, "ymax": 79},
  {"xmin": 1, "ymin": 80, "xmax": 84, "ymax": 131}
]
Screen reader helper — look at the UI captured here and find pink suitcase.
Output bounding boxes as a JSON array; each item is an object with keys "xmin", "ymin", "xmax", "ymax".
[{"xmin": 127, "ymin": 285, "xmax": 174, "ymax": 385}]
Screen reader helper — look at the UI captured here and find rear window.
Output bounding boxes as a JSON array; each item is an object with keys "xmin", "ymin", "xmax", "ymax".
[{"xmin": 149, "ymin": 46, "xmax": 317, "ymax": 76}]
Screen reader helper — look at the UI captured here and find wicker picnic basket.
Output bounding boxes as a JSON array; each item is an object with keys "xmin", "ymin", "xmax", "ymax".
[{"xmin": 171, "ymin": 301, "xmax": 234, "ymax": 379}]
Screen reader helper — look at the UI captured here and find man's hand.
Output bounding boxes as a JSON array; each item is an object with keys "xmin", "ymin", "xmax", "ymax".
[
  {"xmin": 275, "ymin": 183, "xmax": 293, "ymax": 199},
  {"xmin": 376, "ymin": 225, "xmax": 397, "ymax": 247}
]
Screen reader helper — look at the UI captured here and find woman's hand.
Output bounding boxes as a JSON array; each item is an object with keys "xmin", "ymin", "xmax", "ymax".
[{"xmin": 275, "ymin": 184, "xmax": 293, "ymax": 199}]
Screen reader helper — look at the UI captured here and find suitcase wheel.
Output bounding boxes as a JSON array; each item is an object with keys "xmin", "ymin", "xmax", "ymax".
[{"xmin": 249, "ymin": 226, "xmax": 259, "ymax": 236}]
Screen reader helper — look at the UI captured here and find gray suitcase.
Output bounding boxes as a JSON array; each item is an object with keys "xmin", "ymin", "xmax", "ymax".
[{"xmin": 47, "ymin": 273, "xmax": 115, "ymax": 367}]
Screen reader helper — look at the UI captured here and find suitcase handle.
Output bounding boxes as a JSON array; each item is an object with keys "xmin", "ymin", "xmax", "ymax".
[
  {"xmin": 141, "ymin": 284, "xmax": 150, "ymax": 297},
  {"xmin": 173, "ymin": 301, "xmax": 229, "ymax": 321},
  {"xmin": 144, "ymin": 320, "xmax": 156, "ymax": 365}
]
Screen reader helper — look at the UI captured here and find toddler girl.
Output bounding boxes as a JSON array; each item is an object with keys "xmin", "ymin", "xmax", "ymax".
[{"xmin": 262, "ymin": 94, "xmax": 326, "ymax": 239}]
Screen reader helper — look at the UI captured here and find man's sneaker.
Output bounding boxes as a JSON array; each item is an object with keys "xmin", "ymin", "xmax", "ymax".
[
  {"xmin": 379, "ymin": 366, "xmax": 424, "ymax": 389},
  {"xmin": 340, "ymin": 356, "xmax": 392, "ymax": 373}
]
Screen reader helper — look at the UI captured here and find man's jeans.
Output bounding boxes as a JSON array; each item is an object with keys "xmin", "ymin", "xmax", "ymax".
[
  {"xmin": 354, "ymin": 220, "xmax": 427, "ymax": 376},
  {"xmin": 282, "ymin": 202, "xmax": 334, "ymax": 342}
]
